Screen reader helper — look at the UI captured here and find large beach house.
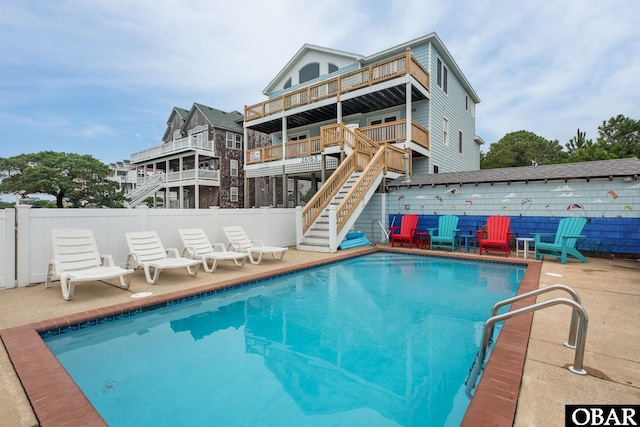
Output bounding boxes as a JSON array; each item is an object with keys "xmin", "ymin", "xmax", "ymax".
[{"xmin": 242, "ymin": 32, "xmax": 481, "ymax": 251}]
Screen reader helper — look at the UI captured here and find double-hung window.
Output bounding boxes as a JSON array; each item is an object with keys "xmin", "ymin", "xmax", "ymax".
[
  {"xmin": 436, "ymin": 58, "xmax": 448, "ymax": 94},
  {"xmin": 230, "ymin": 159, "xmax": 238, "ymax": 177},
  {"xmin": 230, "ymin": 187, "xmax": 238, "ymax": 202},
  {"xmin": 226, "ymin": 132, "xmax": 243, "ymax": 150}
]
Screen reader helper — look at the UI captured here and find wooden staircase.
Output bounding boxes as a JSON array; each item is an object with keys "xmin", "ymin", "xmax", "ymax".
[{"xmin": 296, "ymin": 124, "xmax": 409, "ymax": 253}]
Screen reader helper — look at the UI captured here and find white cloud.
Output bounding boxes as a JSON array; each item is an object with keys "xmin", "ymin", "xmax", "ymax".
[
  {"xmin": 552, "ymin": 185, "xmax": 575, "ymax": 192},
  {"xmin": 471, "ymin": 193, "xmax": 482, "ymax": 198},
  {"xmin": 557, "ymin": 192, "xmax": 580, "ymax": 198},
  {"xmin": 0, "ymin": 0, "xmax": 638, "ymax": 163},
  {"xmin": 504, "ymin": 193, "xmax": 517, "ymax": 198}
]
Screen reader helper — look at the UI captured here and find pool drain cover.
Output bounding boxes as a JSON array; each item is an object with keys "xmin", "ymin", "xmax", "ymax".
[{"xmin": 131, "ymin": 292, "xmax": 154, "ymax": 298}]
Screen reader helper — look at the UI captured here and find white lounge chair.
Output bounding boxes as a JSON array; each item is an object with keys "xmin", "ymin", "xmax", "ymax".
[
  {"xmin": 125, "ymin": 231, "xmax": 200, "ymax": 285},
  {"xmin": 179, "ymin": 228, "xmax": 248, "ymax": 273},
  {"xmin": 47, "ymin": 229, "xmax": 134, "ymax": 301},
  {"xmin": 222, "ymin": 226, "xmax": 287, "ymax": 265}
]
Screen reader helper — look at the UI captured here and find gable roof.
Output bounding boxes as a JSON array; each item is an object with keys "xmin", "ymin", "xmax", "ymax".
[
  {"xmin": 366, "ymin": 32, "xmax": 479, "ymax": 103},
  {"xmin": 263, "ymin": 32, "xmax": 479, "ymax": 103},
  {"xmin": 163, "ymin": 106, "xmax": 191, "ymax": 141},
  {"xmin": 263, "ymin": 44, "xmax": 364, "ymax": 95},
  {"xmin": 389, "ymin": 158, "xmax": 640, "ymax": 188},
  {"xmin": 186, "ymin": 103, "xmax": 244, "ymax": 133}
]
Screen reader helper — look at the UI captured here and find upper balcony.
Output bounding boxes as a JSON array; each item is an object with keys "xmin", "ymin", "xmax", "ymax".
[
  {"xmin": 131, "ymin": 135, "xmax": 215, "ymax": 164},
  {"xmin": 244, "ymin": 49, "xmax": 430, "ymax": 135},
  {"xmin": 246, "ymin": 120, "xmax": 429, "ymax": 165}
]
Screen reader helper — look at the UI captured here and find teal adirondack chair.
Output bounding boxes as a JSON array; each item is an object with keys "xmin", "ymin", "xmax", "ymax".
[
  {"xmin": 534, "ymin": 217, "xmax": 588, "ymax": 264},
  {"xmin": 428, "ymin": 215, "xmax": 459, "ymax": 251}
]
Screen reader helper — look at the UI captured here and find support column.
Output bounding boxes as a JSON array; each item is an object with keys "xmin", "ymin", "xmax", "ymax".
[
  {"xmin": 405, "ymin": 80, "xmax": 413, "ymax": 148},
  {"xmin": 194, "ymin": 152, "xmax": 200, "ymax": 209},
  {"xmin": 243, "ymin": 127, "xmax": 249, "ymax": 208},
  {"xmin": 282, "ymin": 169, "xmax": 287, "ymax": 208}
]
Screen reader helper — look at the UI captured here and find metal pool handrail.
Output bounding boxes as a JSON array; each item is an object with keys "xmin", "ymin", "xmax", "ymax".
[
  {"xmin": 487, "ymin": 284, "xmax": 582, "ymax": 349},
  {"xmin": 465, "ymin": 289, "xmax": 589, "ymax": 398}
]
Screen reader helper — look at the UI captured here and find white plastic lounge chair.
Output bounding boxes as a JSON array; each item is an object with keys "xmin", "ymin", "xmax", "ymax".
[
  {"xmin": 125, "ymin": 231, "xmax": 200, "ymax": 285},
  {"xmin": 46, "ymin": 229, "xmax": 133, "ymax": 301},
  {"xmin": 179, "ymin": 228, "xmax": 248, "ymax": 273},
  {"xmin": 222, "ymin": 226, "xmax": 287, "ymax": 265}
]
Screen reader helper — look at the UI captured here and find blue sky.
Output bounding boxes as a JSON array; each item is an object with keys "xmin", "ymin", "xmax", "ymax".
[{"xmin": 1, "ymin": 0, "xmax": 639, "ymax": 165}]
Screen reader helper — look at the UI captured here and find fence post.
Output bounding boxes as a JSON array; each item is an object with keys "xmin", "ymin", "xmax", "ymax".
[
  {"xmin": 295, "ymin": 206, "xmax": 303, "ymax": 249},
  {"xmin": 16, "ymin": 205, "xmax": 31, "ymax": 287},
  {"xmin": 1, "ymin": 208, "xmax": 16, "ymax": 289}
]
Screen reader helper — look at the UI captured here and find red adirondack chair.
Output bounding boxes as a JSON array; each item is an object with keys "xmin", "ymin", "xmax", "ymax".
[
  {"xmin": 477, "ymin": 216, "xmax": 512, "ymax": 257},
  {"xmin": 390, "ymin": 214, "xmax": 419, "ymax": 248}
]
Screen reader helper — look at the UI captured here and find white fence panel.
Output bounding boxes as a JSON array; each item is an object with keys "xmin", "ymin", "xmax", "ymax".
[
  {"xmin": 12, "ymin": 207, "xmax": 296, "ymax": 287},
  {"xmin": 0, "ymin": 209, "xmax": 15, "ymax": 289}
]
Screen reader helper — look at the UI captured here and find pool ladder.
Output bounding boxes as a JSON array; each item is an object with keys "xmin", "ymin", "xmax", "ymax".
[
  {"xmin": 464, "ymin": 284, "xmax": 589, "ymax": 398},
  {"xmin": 371, "ymin": 220, "xmax": 390, "ymax": 247}
]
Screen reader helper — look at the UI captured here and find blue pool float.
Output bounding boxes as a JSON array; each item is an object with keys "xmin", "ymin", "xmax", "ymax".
[{"xmin": 339, "ymin": 231, "xmax": 371, "ymax": 250}]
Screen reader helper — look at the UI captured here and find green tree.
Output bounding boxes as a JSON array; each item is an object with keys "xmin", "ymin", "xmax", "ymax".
[
  {"xmin": 481, "ymin": 130, "xmax": 568, "ymax": 169},
  {"xmin": 595, "ymin": 114, "xmax": 640, "ymax": 159},
  {"xmin": 565, "ymin": 128, "xmax": 611, "ymax": 163},
  {"xmin": 0, "ymin": 151, "xmax": 125, "ymax": 208}
]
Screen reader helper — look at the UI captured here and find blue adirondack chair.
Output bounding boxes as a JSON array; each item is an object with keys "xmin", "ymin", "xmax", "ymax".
[
  {"xmin": 534, "ymin": 217, "xmax": 588, "ymax": 264},
  {"xmin": 428, "ymin": 215, "xmax": 459, "ymax": 251}
]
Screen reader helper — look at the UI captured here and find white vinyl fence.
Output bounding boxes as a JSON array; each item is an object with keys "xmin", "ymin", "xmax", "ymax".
[{"xmin": 1, "ymin": 206, "xmax": 295, "ymax": 288}]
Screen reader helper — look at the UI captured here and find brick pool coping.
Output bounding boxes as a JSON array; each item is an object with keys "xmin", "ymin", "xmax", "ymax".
[{"xmin": 1, "ymin": 248, "xmax": 539, "ymax": 426}]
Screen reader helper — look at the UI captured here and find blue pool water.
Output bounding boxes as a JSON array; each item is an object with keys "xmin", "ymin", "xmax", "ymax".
[{"xmin": 44, "ymin": 253, "xmax": 524, "ymax": 426}]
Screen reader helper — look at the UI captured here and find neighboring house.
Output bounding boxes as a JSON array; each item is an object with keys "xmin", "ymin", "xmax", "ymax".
[
  {"xmin": 127, "ymin": 103, "xmax": 271, "ymax": 209},
  {"xmin": 107, "ymin": 160, "xmax": 137, "ymax": 193},
  {"xmin": 242, "ymin": 32, "xmax": 481, "ymax": 251}
]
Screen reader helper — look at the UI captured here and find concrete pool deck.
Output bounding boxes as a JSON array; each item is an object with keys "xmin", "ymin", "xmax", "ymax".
[{"xmin": 1, "ymin": 246, "xmax": 638, "ymax": 426}]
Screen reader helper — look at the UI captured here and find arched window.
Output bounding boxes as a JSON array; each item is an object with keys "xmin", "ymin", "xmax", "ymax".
[{"xmin": 299, "ymin": 63, "xmax": 320, "ymax": 84}]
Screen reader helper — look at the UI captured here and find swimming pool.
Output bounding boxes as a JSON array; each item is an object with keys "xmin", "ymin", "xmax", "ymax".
[{"xmin": 44, "ymin": 252, "xmax": 524, "ymax": 426}]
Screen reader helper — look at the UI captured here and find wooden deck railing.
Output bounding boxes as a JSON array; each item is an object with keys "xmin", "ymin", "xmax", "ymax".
[
  {"xmin": 246, "ymin": 136, "xmax": 322, "ymax": 164},
  {"xmin": 301, "ymin": 126, "xmax": 378, "ymax": 234},
  {"xmin": 245, "ymin": 49, "xmax": 430, "ymax": 121},
  {"xmin": 335, "ymin": 144, "xmax": 409, "ymax": 233},
  {"xmin": 358, "ymin": 120, "xmax": 430, "ymax": 151},
  {"xmin": 246, "ymin": 120, "xmax": 428, "ymax": 165}
]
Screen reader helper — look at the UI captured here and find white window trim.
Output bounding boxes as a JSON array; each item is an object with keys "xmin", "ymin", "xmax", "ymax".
[
  {"xmin": 367, "ymin": 112, "xmax": 399, "ymax": 126},
  {"xmin": 288, "ymin": 131, "xmax": 308, "ymax": 141},
  {"xmin": 443, "ymin": 117, "xmax": 449, "ymax": 146},
  {"xmin": 230, "ymin": 187, "xmax": 238, "ymax": 202},
  {"xmin": 230, "ymin": 159, "xmax": 238, "ymax": 177},
  {"xmin": 226, "ymin": 132, "xmax": 242, "ymax": 150}
]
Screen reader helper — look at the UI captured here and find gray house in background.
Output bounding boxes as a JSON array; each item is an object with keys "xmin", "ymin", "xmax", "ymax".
[{"xmin": 125, "ymin": 103, "xmax": 271, "ymax": 208}]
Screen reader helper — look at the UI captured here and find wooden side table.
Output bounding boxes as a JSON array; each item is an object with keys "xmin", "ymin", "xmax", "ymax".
[{"xmin": 415, "ymin": 231, "xmax": 430, "ymax": 249}]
